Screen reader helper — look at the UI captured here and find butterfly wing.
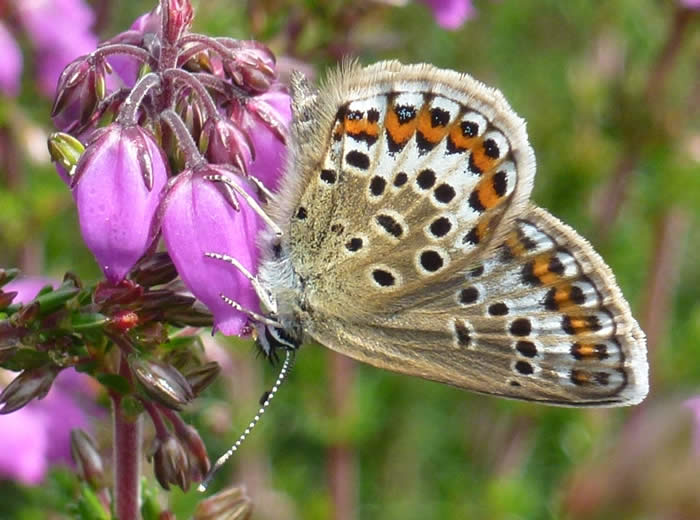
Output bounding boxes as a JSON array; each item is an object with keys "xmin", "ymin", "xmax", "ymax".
[
  {"xmin": 271, "ymin": 62, "xmax": 647, "ymax": 406},
  {"xmin": 305, "ymin": 204, "xmax": 648, "ymax": 406}
]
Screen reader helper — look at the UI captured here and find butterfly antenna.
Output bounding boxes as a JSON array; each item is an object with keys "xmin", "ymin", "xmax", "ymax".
[{"xmin": 197, "ymin": 349, "xmax": 295, "ymax": 492}]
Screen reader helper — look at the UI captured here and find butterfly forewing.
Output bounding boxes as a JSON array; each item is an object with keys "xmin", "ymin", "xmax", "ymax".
[{"xmin": 265, "ymin": 61, "xmax": 648, "ymax": 407}]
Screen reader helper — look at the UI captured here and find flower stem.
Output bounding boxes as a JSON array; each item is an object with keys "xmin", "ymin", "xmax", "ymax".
[
  {"xmin": 162, "ymin": 68, "xmax": 219, "ymax": 119},
  {"xmin": 112, "ymin": 394, "xmax": 143, "ymax": 520},
  {"xmin": 116, "ymin": 72, "xmax": 161, "ymax": 126},
  {"xmin": 160, "ymin": 109, "xmax": 205, "ymax": 168},
  {"xmin": 92, "ymin": 43, "xmax": 158, "ymax": 69},
  {"xmin": 112, "ymin": 353, "xmax": 142, "ymax": 520}
]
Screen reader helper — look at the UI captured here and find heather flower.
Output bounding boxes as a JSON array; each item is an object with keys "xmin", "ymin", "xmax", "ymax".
[
  {"xmin": 418, "ymin": 0, "xmax": 475, "ymax": 29},
  {"xmin": 0, "ymin": 22, "xmax": 22, "ymax": 97},
  {"xmin": 15, "ymin": 0, "xmax": 98, "ymax": 96},
  {"xmin": 72, "ymin": 124, "xmax": 168, "ymax": 283},
  {"xmin": 161, "ymin": 167, "xmax": 264, "ymax": 335},
  {"xmin": 680, "ymin": 0, "xmax": 700, "ymax": 8},
  {"xmin": 234, "ymin": 88, "xmax": 292, "ymax": 192}
]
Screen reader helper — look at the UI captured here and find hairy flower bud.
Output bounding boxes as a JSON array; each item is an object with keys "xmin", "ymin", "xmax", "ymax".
[
  {"xmin": 194, "ymin": 486, "xmax": 253, "ymax": 520},
  {"xmin": 0, "ymin": 366, "xmax": 60, "ymax": 414},
  {"xmin": 131, "ymin": 358, "xmax": 194, "ymax": 410},
  {"xmin": 160, "ymin": 166, "xmax": 264, "ymax": 336},
  {"xmin": 70, "ymin": 429, "xmax": 105, "ymax": 490},
  {"xmin": 200, "ymin": 117, "xmax": 253, "ymax": 173},
  {"xmin": 164, "ymin": 0, "xmax": 194, "ymax": 43},
  {"xmin": 72, "ymin": 123, "xmax": 168, "ymax": 283}
]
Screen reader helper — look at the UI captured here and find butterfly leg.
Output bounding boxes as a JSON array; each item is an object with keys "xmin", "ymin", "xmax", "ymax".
[
  {"xmin": 203, "ymin": 174, "xmax": 283, "ymax": 237},
  {"xmin": 205, "ymin": 252, "xmax": 278, "ymax": 314}
]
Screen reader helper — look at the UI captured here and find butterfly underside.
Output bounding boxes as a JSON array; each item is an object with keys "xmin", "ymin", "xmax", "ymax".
[{"xmin": 262, "ymin": 61, "xmax": 648, "ymax": 407}]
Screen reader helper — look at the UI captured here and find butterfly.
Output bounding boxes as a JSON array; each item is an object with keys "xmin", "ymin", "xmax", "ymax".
[{"xmin": 228, "ymin": 61, "xmax": 648, "ymax": 408}]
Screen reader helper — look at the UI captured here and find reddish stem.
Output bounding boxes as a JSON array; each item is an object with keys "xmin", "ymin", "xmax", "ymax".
[{"xmin": 112, "ymin": 353, "xmax": 143, "ymax": 520}]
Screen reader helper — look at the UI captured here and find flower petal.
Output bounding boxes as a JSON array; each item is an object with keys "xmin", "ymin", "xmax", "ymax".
[{"xmin": 161, "ymin": 168, "xmax": 263, "ymax": 335}]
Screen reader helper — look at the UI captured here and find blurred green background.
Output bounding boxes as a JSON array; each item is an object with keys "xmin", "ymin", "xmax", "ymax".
[{"xmin": 1, "ymin": 0, "xmax": 699, "ymax": 518}]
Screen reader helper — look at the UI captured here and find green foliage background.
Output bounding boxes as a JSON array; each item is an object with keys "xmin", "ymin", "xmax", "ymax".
[{"xmin": 1, "ymin": 0, "xmax": 699, "ymax": 518}]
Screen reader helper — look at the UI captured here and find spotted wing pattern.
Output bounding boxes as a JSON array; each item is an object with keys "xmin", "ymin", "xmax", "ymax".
[{"xmin": 274, "ymin": 62, "xmax": 647, "ymax": 406}]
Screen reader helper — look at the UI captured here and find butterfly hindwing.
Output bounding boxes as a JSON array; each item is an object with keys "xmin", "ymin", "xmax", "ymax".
[{"xmin": 305, "ymin": 204, "xmax": 647, "ymax": 406}]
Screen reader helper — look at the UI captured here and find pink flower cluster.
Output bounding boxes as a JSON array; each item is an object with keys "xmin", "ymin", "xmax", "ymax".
[{"xmin": 51, "ymin": 1, "xmax": 291, "ymax": 336}]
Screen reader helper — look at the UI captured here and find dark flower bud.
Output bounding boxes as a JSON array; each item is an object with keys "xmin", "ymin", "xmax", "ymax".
[
  {"xmin": 0, "ymin": 268, "xmax": 20, "ymax": 286},
  {"xmin": 199, "ymin": 117, "xmax": 253, "ymax": 173},
  {"xmin": 174, "ymin": 423, "xmax": 211, "ymax": 480},
  {"xmin": 0, "ymin": 291, "xmax": 17, "ymax": 309},
  {"xmin": 52, "ymin": 56, "xmax": 108, "ymax": 133},
  {"xmin": 71, "ymin": 429, "xmax": 106, "ymax": 490},
  {"xmin": 0, "ymin": 366, "xmax": 60, "ymax": 414},
  {"xmin": 131, "ymin": 358, "xmax": 194, "ymax": 410},
  {"xmin": 184, "ymin": 361, "xmax": 221, "ymax": 396},
  {"xmin": 94, "ymin": 279, "xmax": 143, "ymax": 306},
  {"xmin": 151, "ymin": 435, "xmax": 190, "ymax": 491},
  {"xmin": 194, "ymin": 486, "xmax": 253, "ymax": 520},
  {"xmin": 130, "ymin": 252, "xmax": 179, "ymax": 287},
  {"xmin": 13, "ymin": 302, "xmax": 40, "ymax": 326},
  {"xmin": 164, "ymin": 0, "xmax": 194, "ymax": 43}
]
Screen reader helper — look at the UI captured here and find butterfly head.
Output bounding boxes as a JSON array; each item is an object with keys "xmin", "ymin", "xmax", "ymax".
[{"xmin": 255, "ymin": 322, "xmax": 301, "ymax": 362}]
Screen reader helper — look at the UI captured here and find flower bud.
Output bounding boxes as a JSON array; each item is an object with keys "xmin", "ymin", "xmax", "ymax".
[
  {"xmin": 0, "ymin": 366, "xmax": 60, "ymax": 414},
  {"xmin": 224, "ymin": 42, "xmax": 277, "ymax": 94},
  {"xmin": 70, "ymin": 429, "xmax": 106, "ymax": 490},
  {"xmin": 232, "ymin": 88, "xmax": 291, "ymax": 192},
  {"xmin": 51, "ymin": 56, "xmax": 107, "ymax": 133},
  {"xmin": 131, "ymin": 358, "xmax": 194, "ymax": 410},
  {"xmin": 160, "ymin": 167, "xmax": 264, "ymax": 336},
  {"xmin": 130, "ymin": 252, "xmax": 179, "ymax": 287},
  {"xmin": 72, "ymin": 124, "xmax": 168, "ymax": 283},
  {"xmin": 200, "ymin": 117, "xmax": 253, "ymax": 173},
  {"xmin": 184, "ymin": 361, "xmax": 221, "ymax": 396},
  {"xmin": 194, "ymin": 486, "xmax": 253, "ymax": 520},
  {"xmin": 151, "ymin": 435, "xmax": 190, "ymax": 491},
  {"xmin": 174, "ymin": 423, "xmax": 210, "ymax": 479},
  {"xmin": 48, "ymin": 132, "xmax": 85, "ymax": 184},
  {"xmin": 164, "ymin": 0, "xmax": 194, "ymax": 43}
]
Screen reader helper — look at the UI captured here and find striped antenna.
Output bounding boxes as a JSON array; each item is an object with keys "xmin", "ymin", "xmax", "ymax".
[{"xmin": 198, "ymin": 349, "xmax": 295, "ymax": 492}]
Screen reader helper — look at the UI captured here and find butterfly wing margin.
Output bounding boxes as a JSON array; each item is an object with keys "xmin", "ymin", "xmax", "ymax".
[{"xmin": 305, "ymin": 205, "xmax": 648, "ymax": 407}]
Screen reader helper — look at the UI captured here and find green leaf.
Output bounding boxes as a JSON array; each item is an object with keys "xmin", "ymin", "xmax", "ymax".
[
  {"xmin": 95, "ymin": 373, "xmax": 131, "ymax": 395},
  {"xmin": 1, "ymin": 348, "xmax": 50, "ymax": 371},
  {"xmin": 71, "ymin": 312, "xmax": 109, "ymax": 331},
  {"xmin": 140, "ymin": 478, "xmax": 162, "ymax": 520},
  {"xmin": 74, "ymin": 485, "xmax": 110, "ymax": 520}
]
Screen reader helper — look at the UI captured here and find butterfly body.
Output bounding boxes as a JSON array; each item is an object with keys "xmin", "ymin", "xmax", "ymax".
[{"xmin": 253, "ymin": 61, "xmax": 648, "ymax": 407}]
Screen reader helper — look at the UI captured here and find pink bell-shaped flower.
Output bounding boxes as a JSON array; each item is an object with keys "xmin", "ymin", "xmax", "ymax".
[
  {"xmin": 72, "ymin": 123, "xmax": 168, "ymax": 283},
  {"xmin": 160, "ymin": 165, "xmax": 264, "ymax": 336}
]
